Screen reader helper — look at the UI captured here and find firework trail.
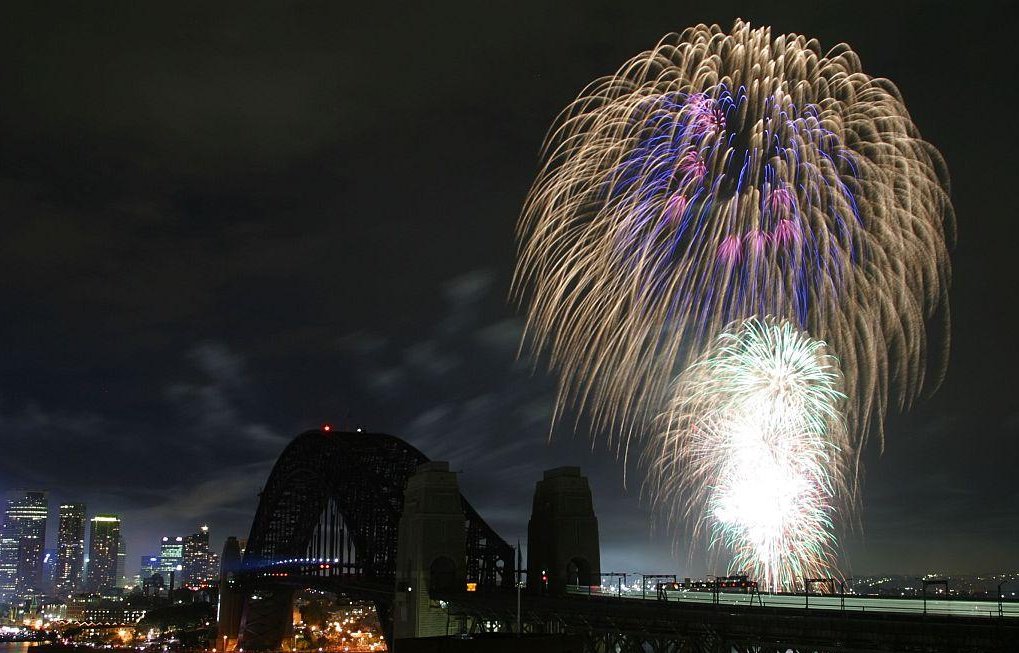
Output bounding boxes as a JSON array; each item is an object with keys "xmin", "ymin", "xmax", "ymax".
[{"xmin": 514, "ymin": 21, "xmax": 953, "ymax": 585}]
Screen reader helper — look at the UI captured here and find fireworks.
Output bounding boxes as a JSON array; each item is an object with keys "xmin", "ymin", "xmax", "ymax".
[
  {"xmin": 648, "ymin": 318, "xmax": 849, "ymax": 591},
  {"xmin": 514, "ymin": 21, "xmax": 953, "ymax": 587}
]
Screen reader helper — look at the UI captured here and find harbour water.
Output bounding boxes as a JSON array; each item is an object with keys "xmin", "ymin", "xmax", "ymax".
[{"xmin": 0, "ymin": 644, "xmax": 43, "ymax": 653}]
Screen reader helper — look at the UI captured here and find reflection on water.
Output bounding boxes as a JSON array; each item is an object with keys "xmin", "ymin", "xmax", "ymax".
[{"xmin": 0, "ymin": 644, "xmax": 43, "ymax": 653}]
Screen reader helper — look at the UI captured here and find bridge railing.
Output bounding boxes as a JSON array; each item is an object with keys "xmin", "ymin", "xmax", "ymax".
[{"xmin": 563, "ymin": 584, "xmax": 1019, "ymax": 619}]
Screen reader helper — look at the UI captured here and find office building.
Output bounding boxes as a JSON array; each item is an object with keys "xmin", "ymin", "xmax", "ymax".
[
  {"xmin": 66, "ymin": 594, "xmax": 147, "ymax": 623},
  {"xmin": 0, "ymin": 506, "xmax": 16, "ymax": 599},
  {"xmin": 55, "ymin": 503, "xmax": 86, "ymax": 595},
  {"xmin": 160, "ymin": 535, "xmax": 184, "ymax": 574},
  {"xmin": 84, "ymin": 515, "xmax": 120, "ymax": 592},
  {"xmin": 182, "ymin": 525, "xmax": 210, "ymax": 586},
  {"xmin": 0, "ymin": 491, "xmax": 48, "ymax": 597},
  {"xmin": 136, "ymin": 535, "xmax": 184, "ymax": 590}
]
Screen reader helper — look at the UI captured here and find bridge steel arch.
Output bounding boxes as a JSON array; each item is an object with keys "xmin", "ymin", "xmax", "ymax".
[{"xmin": 234, "ymin": 429, "xmax": 514, "ymax": 650}]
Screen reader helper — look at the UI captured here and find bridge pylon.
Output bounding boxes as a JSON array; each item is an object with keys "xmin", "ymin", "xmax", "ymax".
[
  {"xmin": 393, "ymin": 461, "xmax": 467, "ymax": 642},
  {"xmin": 527, "ymin": 466, "xmax": 600, "ymax": 595},
  {"xmin": 216, "ymin": 536, "xmax": 243, "ymax": 650}
]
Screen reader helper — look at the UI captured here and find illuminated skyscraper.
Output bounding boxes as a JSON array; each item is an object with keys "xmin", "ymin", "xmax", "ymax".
[
  {"xmin": 55, "ymin": 503, "xmax": 86, "ymax": 595},
  {"xmin": 141, "ymin": 535, "xmax": 184, "ymax": 588},
  {"xmin": 160, "ymin": 535, "xmax": 184, "ymax": 570},
  {"xmin": 207, "ymin": 551, "xmax": 220, "ymax": 580},
  {"xmin": 0, "ymin": 491, "xmax": 49, "ymax": 597},
  {"xmin": 84, "ymin": 515, "xmax": 120, "ymax": 593},
  {"xmin": 0, "ymin": 511, "xmax": 16, "ymax": 600},
  {"xmin": 182, "ymin": 525, "xmax": 210, "ymax": 586}
]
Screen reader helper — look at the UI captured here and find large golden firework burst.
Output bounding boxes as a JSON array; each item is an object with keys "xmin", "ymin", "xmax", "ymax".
[{"xmin": 514, "ymin": 20, "xmax": 954, "ymax": 580}]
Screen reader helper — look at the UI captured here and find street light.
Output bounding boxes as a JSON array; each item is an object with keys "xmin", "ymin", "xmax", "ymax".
[{"xmin": 515, "ymin": 582, "xmax": 524, "ymax": 636}]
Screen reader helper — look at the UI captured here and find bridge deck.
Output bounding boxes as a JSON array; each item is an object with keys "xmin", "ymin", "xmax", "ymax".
[
  {"xmin": 437, "ymin": 589, "xmax": 1019, "ymax": 652},
  {"xmin": 567, "ymin": 586, "xmax": 1019, "ymax": 619}
]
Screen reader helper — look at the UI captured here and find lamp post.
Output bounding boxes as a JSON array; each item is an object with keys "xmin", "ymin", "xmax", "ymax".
[
  {"xmin": 222, "ymin": 634, "xmax": 228, "ymax": 652},
  {"xmin": 516, "ymin": 582, "xmax": 524, "ymax": 636},
  {"xmin": 169, "ymin": 564, "xmax": 182, "ymax": 603}
]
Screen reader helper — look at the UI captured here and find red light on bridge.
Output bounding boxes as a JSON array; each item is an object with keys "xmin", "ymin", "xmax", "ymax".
[{"xmin": 322, "ymin": 424, "xmax": 332, "ymax": 432}]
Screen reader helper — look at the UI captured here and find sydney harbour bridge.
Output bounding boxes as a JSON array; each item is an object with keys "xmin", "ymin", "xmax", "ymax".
[{"xmin": 216, "ymin": 428, "xmax": 1017, "ymax": 652}]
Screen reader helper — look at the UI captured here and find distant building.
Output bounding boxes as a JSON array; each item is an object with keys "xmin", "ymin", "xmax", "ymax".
[
  {"xmin": 136, "ymin": 527, "xmax": 219, "ymax": 592},
  {"xmin": 135, "ymin": 535, "xmax": 185, "ymax": 590},
  {"xmin": 0, "ymin": 510, "xmax": 16, "ymax": 599},
  {"xmin": 207, "ymin": 551, "xmax": 221, "ymax": 581},
  {"xmin": 142, "ymin": 571, "xmax": 165, "ymax": 596},
  {"xmin": 42, "ymin": 548, "xmax": 57, "ymax": 592},
  {"xmin": 138, "ymin": 554, "xmax": 160, "ymax": 582},
  {"xmin": 65, "ymin": 594, "xmax": 146, "ymax": 623},
  {"xmin": 116, "ymin": 538, "xmax": 127, "ymax": 588},
  {"xmin": 84, "ymin": 515, "xmax": 121, "ymax": 592},
  {"xmin": 161, "ymin": 535, "xmax": 184, "ymax": 568},
  {"xmin": 182, "ymin": 525, "xmax": 210, "ymax": 586},
  {"xmin": 0, "ymin": 491, "xmax": 49, "ymax": 598},
  {"xmin": 138, "ymin": 554, "xmax": 165, "ymax": 594},
  {"xmin": 55, "ymin": 503, "xmax": 86, "ymax": 596},
  {"xmin": 160, "ymin": 535, "xmax": 184, "ymax": 586}
]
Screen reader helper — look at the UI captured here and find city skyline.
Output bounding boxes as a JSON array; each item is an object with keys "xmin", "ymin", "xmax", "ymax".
[
  {"xmin": 0, "ymin": 1, "xmax": 1015, "ymax": 581},
  {"xmin": 0, "ymin": 490, "xmax": 223, "ymax": 588},
  {"xmin": 1, "ymin": 472, "xmax": 1013, "ymax": 582}
]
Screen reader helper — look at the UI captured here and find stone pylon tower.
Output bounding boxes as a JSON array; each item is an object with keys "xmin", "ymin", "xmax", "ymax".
[
  {"xmin": 216, "ymin": 536, "xmax": 243, "ymax": 650},
  {"xmin": 527, "ymin": 466, "xmax": 600, "ymax": 594},
  {"xmin": 393, "ymin": 461, "xmax": 466, "ymax": 642}
]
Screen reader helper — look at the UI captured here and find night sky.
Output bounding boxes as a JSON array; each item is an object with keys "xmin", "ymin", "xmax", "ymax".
[{"xmin": 1, "ymin": 1, "xmax": 1015, "ymax": 579}]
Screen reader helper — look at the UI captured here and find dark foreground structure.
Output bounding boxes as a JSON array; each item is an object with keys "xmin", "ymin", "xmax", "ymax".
[
  {"xmin": 219, "ymin": 429, "xmax": 1018, "ymax": 652},
  {"xmin": 219, "ymin": 429, "xmax": 514, "ymax": 649}
]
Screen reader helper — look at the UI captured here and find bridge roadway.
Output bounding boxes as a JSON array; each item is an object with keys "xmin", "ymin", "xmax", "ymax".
[
  {"xmin": 248, "ymin": 562, "xmax": 1019, "ymax": 620},
  {"xmin": 569, "ymin": 585, "xmax": 1019, "ymax": 619},
  {"xmin": 435, "ymin": 587, "xmax": 1019, "ymax": 651},
  {"xmin": 245, "ymin": 563, "xmax": 1019, "ymax": 649}
]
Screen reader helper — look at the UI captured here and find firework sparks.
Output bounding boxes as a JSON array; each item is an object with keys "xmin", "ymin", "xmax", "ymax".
[
  {"xmin": 515, "ymin": 20, "xmax": 952, "ymax": 455},
  {"xmin": 514, "ymin": 20, "xmax": 953, "ymax": 586},
  {"xmin": 647, "ymin": 318, "xmax": 849, "ymax": 590}
]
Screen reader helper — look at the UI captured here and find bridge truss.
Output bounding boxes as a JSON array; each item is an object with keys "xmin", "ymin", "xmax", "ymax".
[{"xmin": 235, "ymin": 429, "xmax": 514, "ymax": 649}]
